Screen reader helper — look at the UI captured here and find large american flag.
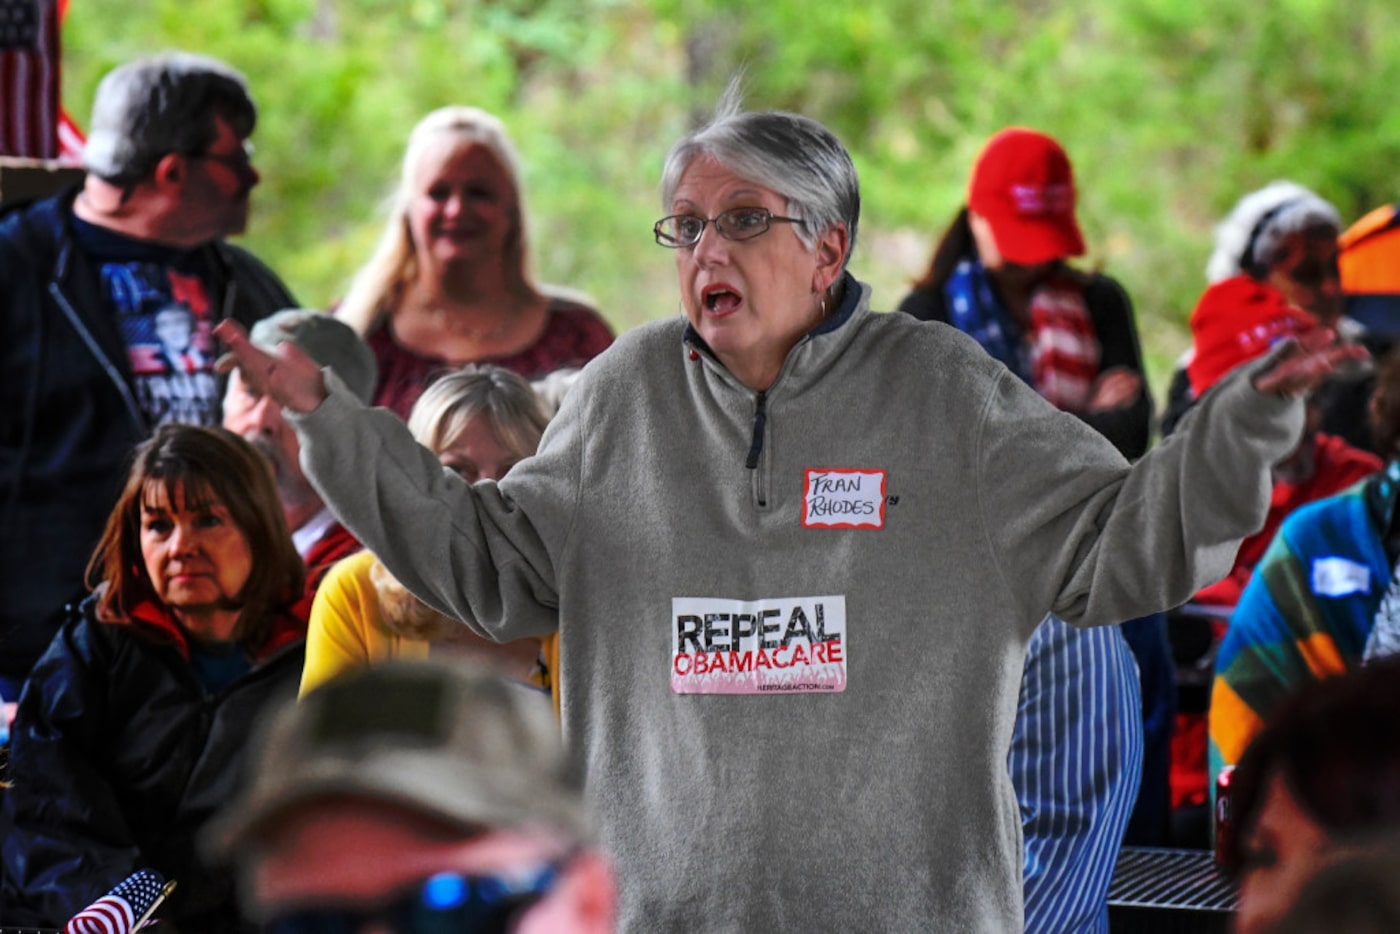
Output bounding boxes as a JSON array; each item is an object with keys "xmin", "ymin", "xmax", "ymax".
[
  {"xmin": 0, "ymin": 0, "xmax": 82, "ymax": 161},
  {"xmin": 65, "ymin": 869, "xmax": 169, "ymax": 934}
]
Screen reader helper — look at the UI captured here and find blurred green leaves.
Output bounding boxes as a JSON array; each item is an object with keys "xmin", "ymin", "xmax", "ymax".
[{"xmin": 62, "ymin": 0, "xmax": 1400, "ymax": 386}]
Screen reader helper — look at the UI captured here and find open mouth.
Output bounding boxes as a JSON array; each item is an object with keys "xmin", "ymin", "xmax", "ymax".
[{"xmin": 702, "ymin": 285, "xmax": 742, "ymax": 314}]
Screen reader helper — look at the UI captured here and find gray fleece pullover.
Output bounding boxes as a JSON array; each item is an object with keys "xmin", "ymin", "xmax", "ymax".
[{"xmin": 292, "ymin": 280, "xmax": 1300, "ymax": 932}]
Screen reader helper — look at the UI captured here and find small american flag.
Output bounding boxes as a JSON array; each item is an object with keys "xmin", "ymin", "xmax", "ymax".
[{"xmin": 65, "ymin": 869, "xmax": 170, "ymax": 934}]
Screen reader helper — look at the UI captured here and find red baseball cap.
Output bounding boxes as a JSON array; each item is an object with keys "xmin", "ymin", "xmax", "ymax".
[
  {"xmin": 1186, "ymin": 275, "xmax": 1318, "ymax": 396},
  {"xmin": 968, "ymin": 128, "xmax": 1086, "ymax": 265}
]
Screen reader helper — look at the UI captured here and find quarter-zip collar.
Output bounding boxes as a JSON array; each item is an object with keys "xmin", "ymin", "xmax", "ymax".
[
  {"xmin": 681, "ymin": 273, "xmax": 868, "ymax": 509},
  {"xmin": 101, "ymin": 593, "xmax": 307, "ymax": 664}
]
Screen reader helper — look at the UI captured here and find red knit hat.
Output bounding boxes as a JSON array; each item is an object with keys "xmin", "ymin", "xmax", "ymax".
[
  {"xmin": 1187, "ymin": 275, "xmax": 1318, "ymax": 396},
  {"xmin": 968, "ymin": 128, "xmax": 1086, "ymax": 265}
]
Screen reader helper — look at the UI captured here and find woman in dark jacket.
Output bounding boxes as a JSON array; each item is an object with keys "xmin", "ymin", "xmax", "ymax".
[
  {"xmin": 898, "ymin": 127, "xmax": 1152, "ymax": 461},
  {"xmin": 1, "ymin": 424, "xmax": 306, "ymax": 932}
]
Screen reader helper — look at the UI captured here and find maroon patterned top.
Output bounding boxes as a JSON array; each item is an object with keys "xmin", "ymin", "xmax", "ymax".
[{"xmin": 365, "ymin": 298, "xmax": 615, "ymax": 419}]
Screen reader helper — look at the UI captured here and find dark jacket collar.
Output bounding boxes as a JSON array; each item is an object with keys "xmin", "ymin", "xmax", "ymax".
[{"xmin": 95, "ymin": 593, "xmax": 307, "ymax": 664}]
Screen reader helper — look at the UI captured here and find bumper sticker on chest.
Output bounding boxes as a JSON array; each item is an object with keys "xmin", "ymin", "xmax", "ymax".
[
  {"xmin": 803, "ymin": 469, "xmax": 886, "ymax": 529},
  {"xmin": 670, "ymin": 595, "xmax": 847, "ymax": 694}
]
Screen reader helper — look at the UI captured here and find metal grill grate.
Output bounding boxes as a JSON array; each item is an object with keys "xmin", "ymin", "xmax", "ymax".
[{"xmin": 1108, "ymin": 847, "xmax": 1238, "ymax": 912}]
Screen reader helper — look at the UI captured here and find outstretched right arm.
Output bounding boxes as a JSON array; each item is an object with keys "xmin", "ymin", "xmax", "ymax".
[{"xmin": 215, "ymin": 319, "xmax": 572, "ymax": 643}]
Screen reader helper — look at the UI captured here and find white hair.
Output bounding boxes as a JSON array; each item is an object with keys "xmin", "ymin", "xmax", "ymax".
[
  {"xmin": 659, "ymin": 80, "xmax": 860, "ymax": 270},
  {"xmin": 1206, "ymin": 180, "xmax": 1342, "ymax": 283}
]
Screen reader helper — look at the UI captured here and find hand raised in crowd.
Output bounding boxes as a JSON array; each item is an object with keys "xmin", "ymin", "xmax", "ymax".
[
  {"xmin": 1252, "ymin": 328, "xmax": 1371, "ymax": 398},
  {"xmin": 214, "ymin": 319, "xmax": 329, "ymax": 414}
]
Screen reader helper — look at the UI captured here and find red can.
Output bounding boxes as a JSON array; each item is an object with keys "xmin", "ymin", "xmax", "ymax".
[{"xmin": 1215, "ymin": 765, "xmax": 1235, "ymax": 867}]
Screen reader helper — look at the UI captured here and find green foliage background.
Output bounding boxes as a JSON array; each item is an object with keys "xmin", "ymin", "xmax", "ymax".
[{"xmin": 62, "ymin": 0, "xmax": 1400, "ymax": 396}]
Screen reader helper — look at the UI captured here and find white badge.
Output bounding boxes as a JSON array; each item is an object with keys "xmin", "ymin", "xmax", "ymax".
[
  {"xmin": 802, "ymin": 469, "xmax": 886, "ymax": 529},
  {"xmin": 671, "ymin": 595, "xmax": 847, "ymax": 695},
  {"xmin": 1311, "ymin": 557, "xmax": 1372, "ymax": 597}
]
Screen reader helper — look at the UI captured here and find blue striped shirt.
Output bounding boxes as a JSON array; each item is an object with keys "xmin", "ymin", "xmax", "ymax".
[{"xmin": 1011, "ymin": 615, "xmax": 1144, "ymax": 933}]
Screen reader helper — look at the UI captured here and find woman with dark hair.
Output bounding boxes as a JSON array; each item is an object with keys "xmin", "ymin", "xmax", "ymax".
[
  {"xmin": 898, "ymin": 127, "xmax": 1151, "ymax": 460},
  {"xmin": 1, "ymin": 424, "xmax": 307, "ymax": 932},
  {"xmin": 1221, "ymin": 655, "xmax": 1400, "ymax": 934}
]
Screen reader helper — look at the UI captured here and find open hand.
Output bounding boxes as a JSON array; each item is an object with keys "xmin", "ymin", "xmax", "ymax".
[
  {"xmin": 1252, "ymin": 328, "xmax": 1371, "ymax": 398},
  {"xmin": 213, "ymin": 319, "xmax": 329, "ymax": 414}
]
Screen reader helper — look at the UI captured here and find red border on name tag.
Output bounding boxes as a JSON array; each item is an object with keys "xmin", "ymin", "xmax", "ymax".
[{"xmin": 801, "ymin": 468, "xmax": 886, "ymax": 529}]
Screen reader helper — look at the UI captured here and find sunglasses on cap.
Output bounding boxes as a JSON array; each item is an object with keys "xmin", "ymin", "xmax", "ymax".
[{"xmin": 261, "ymin": 856, "xmax": 569, "ymax": 934}]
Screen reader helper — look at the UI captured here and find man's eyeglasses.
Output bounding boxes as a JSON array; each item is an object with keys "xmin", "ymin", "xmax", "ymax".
[
  {"xmin": 191, "ymin": 140, "xmax": 256, "ymax": 175},
  {"xmin": 261, "ymin": 860, "xmax": 565, "ymax": 934},
  {"xmin": 654, "ymin": 207, "xmax": 804, "ymax": 248}
]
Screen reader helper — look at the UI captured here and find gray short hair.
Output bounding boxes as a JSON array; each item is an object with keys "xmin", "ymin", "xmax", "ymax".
[
  {"xmin": 83, "ymin": 52, "xmax": 256, "ymax": 185},
  {"xmin": 1206, "ymin": 180, "xmax": 1342, "ymax": 283},
  {"xmin": 660, "ymin": 83, "xmax": 860, "ymax": 269}
]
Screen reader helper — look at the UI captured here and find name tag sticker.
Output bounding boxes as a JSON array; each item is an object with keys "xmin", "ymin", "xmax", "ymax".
[
  {"xmin": 803, "ymin": 469, "xmax": 886, "ymax": 529},
  {"xmin": 671, "ymin": 595, "xmax": 847, "ymax": 695},
  {"xmin": 1311, "ymin": 558, "xmax": 1371, "ymax": 597}
]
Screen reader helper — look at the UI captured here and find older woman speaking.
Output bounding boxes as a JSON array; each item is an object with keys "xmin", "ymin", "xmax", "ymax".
[{"xmin": 217, "ymin": 93, "xmax": 1361, "ymax": 931}]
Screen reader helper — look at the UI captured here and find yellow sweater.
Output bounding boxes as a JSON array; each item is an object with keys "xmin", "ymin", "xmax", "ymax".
[{"xmin": 301, "ymin": 551, "xmax": 559, "ymax": 715}]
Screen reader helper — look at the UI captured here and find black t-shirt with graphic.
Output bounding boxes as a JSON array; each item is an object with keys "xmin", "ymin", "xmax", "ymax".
[{"xmin": 72, "ymin": 215, "xmax": 223, "ymax": 427}]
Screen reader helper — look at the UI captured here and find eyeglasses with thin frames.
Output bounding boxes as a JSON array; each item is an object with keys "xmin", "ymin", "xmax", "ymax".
[{"xmin": 654, "ymin": 207, "xmax": 804, "ymax": 248}]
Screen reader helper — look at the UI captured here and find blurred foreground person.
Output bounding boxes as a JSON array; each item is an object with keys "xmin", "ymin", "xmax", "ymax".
[
  {"xmin": 1, "ymin": 424, "xmax": 306, "ymax": 931},
  {"xmin": 207, "ymin": 658, "xmax": 615, "ymax": 933},
  {"xmin": 1269, "ymin": 842, "xmax": 1400, "ymax": 934},
  {"xmin": 217, "ymin": 88, "xmax": 1358, "ymax": 931},
  {"xmin": 1220, "ymin": 656, "xmax": 1400, "ymax": 934},
  {"xmin": 335, "ymin": 105, "xmax": 613, "ymax": 418},
  {"xmin": 0, "ymin": 50, "xmax": 294, "ymax": 703}
]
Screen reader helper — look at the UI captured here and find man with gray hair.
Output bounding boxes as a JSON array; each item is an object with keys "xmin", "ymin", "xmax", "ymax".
[
  {"xmin": 206, "ymin": 658, "xmax": 616, "ymax": 933},
  {"xmin": 0, "ymin": 51, "xmax": 295, "ymax": 701},
  {"xmin": 222, "ymin": 309, "xmax": 376, "ymax": 599}
]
